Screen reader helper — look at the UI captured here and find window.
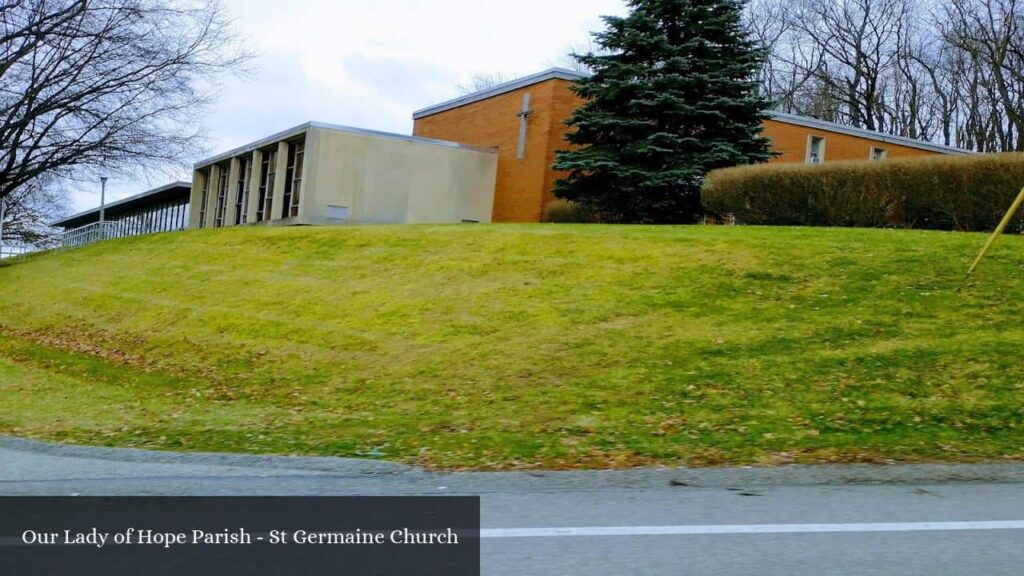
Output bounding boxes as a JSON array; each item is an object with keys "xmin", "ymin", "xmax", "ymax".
[
  {"xmin": 280, "ymin": 140, "xmax": 299, "ymax": 218},
  {"xmin": 291, "ymin": 141, "xmax": 304, "ymax": 217},
  {"xmin": 213, "ymin": 163, "xmax": 229, "ymax": 227},
  {"xmin": 807, "ymin": 136, "xmax": 825, "ymax": 164},
  {"xmin": 235, "ymin": 156, "xmax": 252, "ymax": 225},
  {"xmin": 282, "ymin": 140, "xmax": 304, "ymax": 219},
  {"xmin": 197, "ymin": 169, "xmax": 210, "ymax": 228},
  {"xmin": 870, "ymin": 147, "xmax": 887, "ymax": 161},
  {"xmin": 256, "ymin": 148, "xmax": 276, "ymax": 222}
]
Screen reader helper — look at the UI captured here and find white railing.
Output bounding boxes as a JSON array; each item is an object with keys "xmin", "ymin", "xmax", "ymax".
[{"xmin": 11, "ymin": 221, "xmax": 120, "ymax": 261}]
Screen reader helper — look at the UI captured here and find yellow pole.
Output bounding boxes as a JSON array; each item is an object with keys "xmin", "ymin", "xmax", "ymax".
[{"xmin": 965, "ymin": 184, "xmax": 1024, "ymax": 279}]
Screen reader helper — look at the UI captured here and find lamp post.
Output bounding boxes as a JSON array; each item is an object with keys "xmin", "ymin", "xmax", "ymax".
[
  {"xmin": 99, "ymin": 177, "xmax": 108, "ymax": 224},
  {"xmin": 98, "ymin": 176, "xmax": 108, "ymax": 241}
]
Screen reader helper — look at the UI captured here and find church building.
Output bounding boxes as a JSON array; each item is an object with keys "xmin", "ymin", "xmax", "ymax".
[{"xmin": 413, "ymin": 68, "xmax": 969, "ymax": 223}]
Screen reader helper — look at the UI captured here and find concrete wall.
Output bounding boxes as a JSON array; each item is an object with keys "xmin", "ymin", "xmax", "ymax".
[
  {"xmin": 189, "ymin": 124, "xmax": 497, "ymax": 229},
  {"xmin": 301, "ymin": 127, "xmax": 496, "ymax": 225}
]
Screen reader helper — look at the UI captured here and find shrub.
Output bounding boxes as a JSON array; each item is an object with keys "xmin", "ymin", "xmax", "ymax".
[
  {"xmin": 701, "ymin": 153, "xmax": 1024, "ymax": 231},
  {"xmin": 542, "ymin": 199, "xmax": 592, "ymax": 223}
]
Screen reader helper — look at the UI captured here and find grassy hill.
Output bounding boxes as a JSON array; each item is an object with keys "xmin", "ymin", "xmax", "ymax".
[{"xmin": 1, "ymin": 224, "xmax": 1023, "ymax": 470}]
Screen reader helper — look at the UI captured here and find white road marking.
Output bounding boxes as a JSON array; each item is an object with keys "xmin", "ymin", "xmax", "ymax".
[{"xmin": 481, "ymin": 520, "xmax": 1024, "ymax": 538}]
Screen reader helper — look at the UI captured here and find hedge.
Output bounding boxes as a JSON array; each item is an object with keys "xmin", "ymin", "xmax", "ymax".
[
  {"xmin": 542, "ymin": 199, "xmax": 592, "ymax": 223},
  {"xmin": 701, "ymin": 152, "xmax": 1024, "ymax": 232}
]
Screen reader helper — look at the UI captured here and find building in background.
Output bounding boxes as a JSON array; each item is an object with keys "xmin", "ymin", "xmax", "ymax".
[
  {"xmin": 53, "ymin": 70, "xmax": 972, "ymax": 238},
  {"xmin": 52, "ymin": 181, "xmax": 191, "ymax": 236},
  {"xmin": 190, "ymin": 122, "xmax": 497, "ymax": 229},
  {"xmin": 413, "ymin": 68, "xmax": 970, "ymax": 223}
]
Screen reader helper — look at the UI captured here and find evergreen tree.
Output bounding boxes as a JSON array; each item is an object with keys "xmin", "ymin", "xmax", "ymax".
[{"xmin": 554, "ymin": 0, "xmax": 774, "ymax": 223}]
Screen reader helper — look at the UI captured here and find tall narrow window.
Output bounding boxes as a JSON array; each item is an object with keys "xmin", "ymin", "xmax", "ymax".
[
  {"xmin": 213, "ymin": 163, "xmax": 229, "ymax": 227},
  {"xmin": 257, "ymin": 149, "xmax": 276, "ymax": 222},
  {"xmin": 290, "ymin": 141, "xmax": 304, "ymax": 217},
  {"xmin": 281, "ymin": 150, "xmax": 292, "ymax": 219},
  {"xmin": 235, "ymin": 156, "xmax": 252, "ymax": 225},
  {"xmin": 807, "ymin": 136, "xmax": 825, "ymax": 164},
  {"xmin": 197, "ymin": 169, "xmax": 210, "ymax": 228},
  {"xmin": 282, "ymin": 140, "xmax": 304, "ymax": 218}
]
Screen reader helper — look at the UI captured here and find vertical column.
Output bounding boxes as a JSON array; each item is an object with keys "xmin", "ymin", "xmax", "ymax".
[
  {"xmin": 188, "ymin": 171, "xmax": 206, "ymax": 229},
  {"xmin": 271, "ymin": 141, "xmax": 289, "ymax": 222},
  {"xmin": 296, "ymin": 132, "xmax": 313, "ymax": 221},
  {"xmin": 207, "ymin": 165, "xmax": 222, "ymax": 227},
  {"xmin": 225, "ymin": 157, "xmax": 241, "ymax": 227},
  {"xmin": 246, "ymin": 150, "xmax": 261, "ymax": 224}
]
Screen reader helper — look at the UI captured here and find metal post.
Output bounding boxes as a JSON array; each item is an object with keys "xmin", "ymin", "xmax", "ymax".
[{"xmin": 965, "ymin": 183, "xmax": 1024, "ymax": 279}]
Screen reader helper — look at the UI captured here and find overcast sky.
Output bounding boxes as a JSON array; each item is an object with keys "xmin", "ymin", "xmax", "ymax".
[{"xmin": 70, "ymin": 0, "xmax": 627, "ymax": 212}]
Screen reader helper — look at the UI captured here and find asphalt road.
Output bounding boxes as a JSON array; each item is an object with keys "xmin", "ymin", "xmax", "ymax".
[{"xmin": 2, "ymin": 436, "xmax": 1023, "ymax": 575}]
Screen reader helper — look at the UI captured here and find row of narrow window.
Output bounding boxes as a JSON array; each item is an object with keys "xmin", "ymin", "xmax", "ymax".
[
  {"xmin": 198, "ymin": 139, "xmax": 304, "ymax": 228},
  {"xmin": 806, "ymin": 135, "xmax": 887, "ymax": 164}
]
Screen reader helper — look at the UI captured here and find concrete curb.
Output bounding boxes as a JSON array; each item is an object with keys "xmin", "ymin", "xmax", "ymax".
[
  {"xmin": 414, "ymin": 464, "xmax": 1024, "ymax": 493},
  {"xmin": 3, "ymin": 435, "xmax": 1024, "ymax": 488},
  {"xmin": 0, "ymin": 435, "xmax": 415, "ymax": 477}
]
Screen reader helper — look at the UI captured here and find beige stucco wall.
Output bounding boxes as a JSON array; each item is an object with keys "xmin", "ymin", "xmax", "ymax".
[
  {"xmin": 189, "ymin": 124, "xmax": 497, "ymax": 229},
  {"xmin": 187, "ymin": 168, "xmax": 208, "ymax": 229},
  {"xmin": 300, "ymin": 127, "xmax": 496, "ymax": 225}
]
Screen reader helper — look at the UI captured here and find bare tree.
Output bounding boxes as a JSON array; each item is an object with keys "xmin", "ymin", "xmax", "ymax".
[
  {"xmin": 456, "ymin": 72, "xmax": 516, "ymax": 95},
  {"xmin": 0, "ymin": 176, "xmax": 65, "ymax": 246},
  {"xmin": 556, "ymin": 39, "xmax": 614, "ymax": 74},
  {"xmin": 747, "ymin": 0, "xmax": 1024, "ymax": 151},
  {"xmin": 0, "ymin": 0, "xmax": 249, "ymax": 203},
  {"xmin": 785, "ymin": 0, "xmax": 915, "ymax": 132},
  {"xmin": 745, "ymin": 0, "xmax": 800, "ymax": 107},
  {"xmin": 909, "ymin": 31, "xmax": 961, "ymax": 146},
  {"xmin": 943, "ymin": 0, "xmax": 1024, "ymax": 151}
]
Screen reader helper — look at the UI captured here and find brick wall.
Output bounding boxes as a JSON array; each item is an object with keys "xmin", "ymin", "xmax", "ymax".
[
  {"xmin": 414, "ymin": 78, "xmax": 583, "ymax": 223},
  {"xmin": 761, "ymin": 119, "xmax": 936, "ymax": 163}
]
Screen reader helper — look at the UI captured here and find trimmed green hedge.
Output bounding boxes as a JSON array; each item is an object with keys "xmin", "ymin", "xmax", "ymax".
[
  {"xmin": 542, "ymin": 199, "xmax": 592, "ymax": 223},
  {"xmin": 701, "ymin": 153, "xmax": 1024, "ymax": 231}
]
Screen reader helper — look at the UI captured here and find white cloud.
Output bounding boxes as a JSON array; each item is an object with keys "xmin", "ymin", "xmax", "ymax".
[{"xmin": 69, "ymin": 0, "xmax": 626, "ymax": 211}]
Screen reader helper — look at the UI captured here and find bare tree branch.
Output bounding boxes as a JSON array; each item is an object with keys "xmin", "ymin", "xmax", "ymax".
[
  {"xmin": 0, "ymin": 0, "xmax": 250, "ymax": 201},
  {"xmin": 750, "ymin": 0, "xmax": 1024, "ymax": 152}
]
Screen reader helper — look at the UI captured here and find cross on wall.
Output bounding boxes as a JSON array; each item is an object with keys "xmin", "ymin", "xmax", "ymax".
[{"xmin": 515, "ymin": 93, "xmax": 533, "ymax": 160}]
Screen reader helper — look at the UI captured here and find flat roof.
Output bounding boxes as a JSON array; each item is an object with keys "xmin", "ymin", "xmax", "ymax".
[
  {"xmin": 412, "ymin": 68, "xmax": 970, "ymax": 156},
  {"xmin": 412, "ymin": 68, "xmax": 587, "ymax": 120},
  {"xmin": 52, "ymin": 181, "xmax": 192, "ymax": 228},
  {"xmin": 194, "ymin": 121, "xmax": 496, "ymax": 168}
]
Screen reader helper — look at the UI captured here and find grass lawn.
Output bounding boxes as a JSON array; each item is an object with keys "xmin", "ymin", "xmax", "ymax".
[{"xmin": 1, "ymin": 224, "xmax": 1023, "ymax": 470}]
